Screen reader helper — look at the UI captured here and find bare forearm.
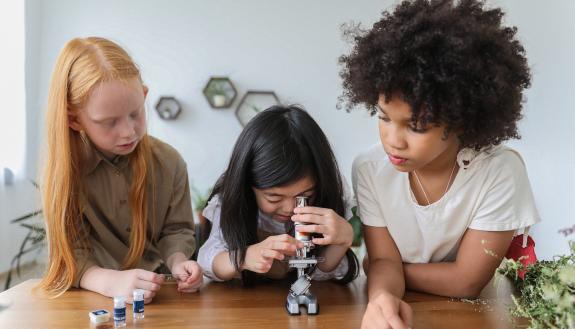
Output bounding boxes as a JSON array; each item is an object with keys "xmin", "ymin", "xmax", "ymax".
[
  {"xmin": 367, "ymin": 259, "xmax": 405, "ymax": 301},
  {"xmin": 212, "ymin": 251, "xmax": 239, "ymax": 281},
  {"xmin": 80, "ymin": 266, "xmax": 116, "ymax": 297},
  {"xmin": 317, "ymin": 243, "xmax": 349, "ymax": 273},
  {"xmin": 404, "ymin": 230, "xmax": 514, "ymax": 298},
  {"xmin": 404, "ymin": 262, "xmax": 485, "ymax": 298}
]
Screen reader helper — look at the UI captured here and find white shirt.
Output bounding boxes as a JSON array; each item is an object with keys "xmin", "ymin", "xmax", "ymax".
[
  {"xmin": 198, "ymin": 182, "xmax": 356, "ymax": 281},
  {"xmin": 352, "ymin": 144, "xmax": 540, "ymax": 263}
]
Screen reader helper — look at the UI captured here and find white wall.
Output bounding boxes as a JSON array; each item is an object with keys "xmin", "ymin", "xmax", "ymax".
[
  {"xmin": 492, "ymin": 0, "xmax": 575, "ymax": 259},
  {"xmin": 7, "ymin": 0, "xmax": 384, "ymax": 273},
  {"xmin": 25, "ymin": 0, "xmax": 42, "ymax": 182},
  {"xmin": 19, "ymin": 0, "xmax": 575, "ymax": 261},
  {"xmin": 0, "ymin": 0, "xmax": 39, "ymax": 275},
  {"xmin": 27, "ymin": 0, "xmax": 386, "ymax": 182},
  {"xmin": 0, "ymin": 182, "xmax": 41, "ymax": 273}
]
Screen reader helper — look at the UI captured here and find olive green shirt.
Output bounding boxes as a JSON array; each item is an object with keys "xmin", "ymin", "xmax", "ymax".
[{"xmin": 73, "ymin": 136, "xmax": 195, "ymax": 287}]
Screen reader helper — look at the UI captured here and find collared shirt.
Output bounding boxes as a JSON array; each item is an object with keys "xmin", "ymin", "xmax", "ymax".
[{"xmin": 73, "ymin": 136, "xmax": 195, "ymax": 287}]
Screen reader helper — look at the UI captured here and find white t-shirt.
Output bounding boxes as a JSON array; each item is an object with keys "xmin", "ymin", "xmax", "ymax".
[
  {"xmin": 352, "ymin": 144, "xmax": 540, "ymax": 263},
  {"xmin": 198, "ymin": 181, "xmax": 356, "ymax": 281}
]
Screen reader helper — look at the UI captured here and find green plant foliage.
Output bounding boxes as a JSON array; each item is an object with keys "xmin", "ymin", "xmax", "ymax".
[
  {"xmin": 3, "ymin": 180, "xmax": 45, "ymax": 291},
  {"xmin": 497, "ymin": 241, "xmax": 575, "ymax": 329},
  {"xmin": 191, "ymin": 185, "xmax": 212, "ymax": 212},
  {"xmin": 4, "ymin": 209, "xmax": 45, "ymax": 290},
  {"xmin": 205, "ymin": 80, "xmax": 227, "ymax": 97},
  {"xmin": 349, "ymin": 206, "xmax": 363, "ymax": 247}
]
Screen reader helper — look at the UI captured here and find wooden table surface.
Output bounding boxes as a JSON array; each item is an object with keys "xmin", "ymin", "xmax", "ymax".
[{"xmin": 0, "ymin": 276, "xmax": 525, "ymax": 329}]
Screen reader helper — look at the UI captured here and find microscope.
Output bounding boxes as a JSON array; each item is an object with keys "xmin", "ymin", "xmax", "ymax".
[{"xmin": 286, "ymin": 196, "xmax": 319, "ymax": 315}]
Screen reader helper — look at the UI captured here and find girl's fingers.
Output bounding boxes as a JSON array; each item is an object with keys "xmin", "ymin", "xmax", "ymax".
[
  {"xmin": 272, "ymin": 234, "xmax": 299, "ymax": 244},
  {"xmin": 311, "ymin": 237, "xmax": 330, "ymax": 245},
  {"xmin": 178, "ymin": 287, "xmax": 199, "ymax": 293},
  {"xmin": 139, "ymin": 289, "xmax": 156, "ymax": 303},
  {"xmin": 398, "ymin": 302, "xmax": 413, "ymax": 328},
  {"xmin": 269, "ymin": 234, "xmax": 304, "ymax": 249},
  {"xmin": 291, "ymin": 213, "xmax": 324, "ymax": 224},
  {"xmin": 136, "ymin": 279, "xmax": 162, "ymax": 292},
  {"xmin": 272, "ymin": 234, "xmax": 303, "ymax": 249},
  {"xmin": 137, "ymin": 270, "xmax": 164, "ymax": 284},
  {"xmin": 186, "ymin": 270, "xmax": 201, "ymax": 284},
  {"xmin": 270, "ymin": 241, "xmax": 296, "ymax": 253},
  {"xmin": 261, "ymin": 249, "xmax": 285, "ymax": 261},
  {"xmin": 367, "ymin": 319, "xmax": 391, "ymax": 329},
  {"xmin": 295, "ymin": 224, "xmax": 325, "ymax": 234},
  {"xmin": 293, "ymin": 206, "xmax": 328, "ymax": 216},
  {"xmin": 177, "ymin": 280, "xmax": 201, "ymax": 292},
  {"xmin": 183, "ymin": 264, "xmax": 202, "ymax": 283},
  {"xmin": 186, "ymin": 272, "xmax": 203, "ymax": 288},
  {"xmin": 174, "ymin": 273, "xmax": 201, "ymax": 286},
  {"xmin": 385, "ymin": 313, "xmax": 408, "ymax": 329},
  {"xmin": 363, "ymin": 307, "xmax": 390, "ymax": 329},
  {"xmin": 374, "ymin": 310, "xmax": 393, "ymax": 329}
]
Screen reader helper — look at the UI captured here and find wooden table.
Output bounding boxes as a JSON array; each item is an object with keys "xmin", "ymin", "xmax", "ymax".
[{"xmin": 0, "ymin": 276, "xmax": 524, "ymax": 329}]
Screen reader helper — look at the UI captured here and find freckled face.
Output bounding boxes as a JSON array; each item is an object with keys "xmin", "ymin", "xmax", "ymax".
[{"xmin": 70, "ymin": 78, "xmax": 147, "ymax": 159}]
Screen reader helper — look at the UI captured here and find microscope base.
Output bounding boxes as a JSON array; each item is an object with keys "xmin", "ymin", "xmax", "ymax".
[{"xmin": 285, "ymin": 292, "xmax": 319, "ymax": 315}]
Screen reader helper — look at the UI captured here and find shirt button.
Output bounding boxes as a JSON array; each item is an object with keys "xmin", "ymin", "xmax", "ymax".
[
  {"xmin": 119, "ymin": 199, "xmax": 127, "ymax": 205},
  {"xmin": 126, "ymin": 227, "xmax": 131, "ymax": 232}
]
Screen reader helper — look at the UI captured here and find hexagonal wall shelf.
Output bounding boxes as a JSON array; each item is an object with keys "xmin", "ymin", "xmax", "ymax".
[
  {"xmin": 235, "ymin": 90, "xmax": 280, "ymax": 127},
  {"xmin": 155, "ymin": 96, "xmax": 182, "ymax": 120},
  {"xmin": 203, "ymin": 77, "xmax": 237, "ymax": 109}
]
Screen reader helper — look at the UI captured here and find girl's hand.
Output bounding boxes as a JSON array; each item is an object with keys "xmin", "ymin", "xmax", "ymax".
[
  {"xmin": 242, "ymin": 234, "xmax": 304, "ymax": 273},
  {"xmin": 170, "ymin": 260, "xmax": 203, "ymax": 293},
  {"xmin": 292, "ymin": 206, "xmax": 353, "ymax": 247},
  {"xmin": 361, "ymin": 292, "xmax": 413, "ymax": 329},
  {"xmin": 108, "ymin": 269, "xmax": 164, "ymax": 304}
]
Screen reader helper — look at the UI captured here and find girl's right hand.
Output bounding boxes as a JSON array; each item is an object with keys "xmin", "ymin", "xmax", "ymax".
[
  {"xmin": 361, "ymin": 291, "xmax": 413, "ymax": 329},
  {"xmin": 242, "ymin": 234, "xmax": 304, "ymax": 273},
  {"xmin": 108, "ymin": 269, "xmax": 165, "ymax": 304}
]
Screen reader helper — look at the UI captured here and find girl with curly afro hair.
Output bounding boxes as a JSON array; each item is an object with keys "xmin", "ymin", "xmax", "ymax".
[{"xmin": 340, "ymin": 0, "xmax": 540, "ymax": 327}]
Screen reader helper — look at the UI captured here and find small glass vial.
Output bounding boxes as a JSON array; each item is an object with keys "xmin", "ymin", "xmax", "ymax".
[
  {"xmin": 113, "ymin": 296, "xmax": 127, "ymax": 327},
  {"xmin": 133, "ymin": 289, "xmax": 145, "ymax": 320},
  {"xmin": 294, "ymin": 196, "xmax": 311, "ymax": 242}
]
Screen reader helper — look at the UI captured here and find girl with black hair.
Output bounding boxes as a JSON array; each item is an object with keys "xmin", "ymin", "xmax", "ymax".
[{"xmin": 197, "ymin": 105, "xmax": 359, "ymax": 285}]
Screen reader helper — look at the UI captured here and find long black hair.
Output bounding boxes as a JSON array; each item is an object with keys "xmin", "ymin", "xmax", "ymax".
[{"xmin": 211, "ymin": 105, "xmax": 351, "ymax": 283}]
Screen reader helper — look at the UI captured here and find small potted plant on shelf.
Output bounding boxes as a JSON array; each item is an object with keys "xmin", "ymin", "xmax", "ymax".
[
  {"xmin": 207, "ymin": 83, "xmax": 226, "ymax": 107},
  {"xmin": 203, "ymin": 77, "xmax": 237, "ymax": 109}
]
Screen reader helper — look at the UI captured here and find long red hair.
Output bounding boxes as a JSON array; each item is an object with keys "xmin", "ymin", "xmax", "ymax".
[{"xmin": 39, "ymin": 37, "xmax": 153, "ymax": 297}]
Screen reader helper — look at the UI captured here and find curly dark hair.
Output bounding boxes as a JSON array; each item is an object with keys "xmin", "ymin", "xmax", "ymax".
[{"xmin": 339, "ymin": 0, "xmax": 531, "ymax": 149}]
